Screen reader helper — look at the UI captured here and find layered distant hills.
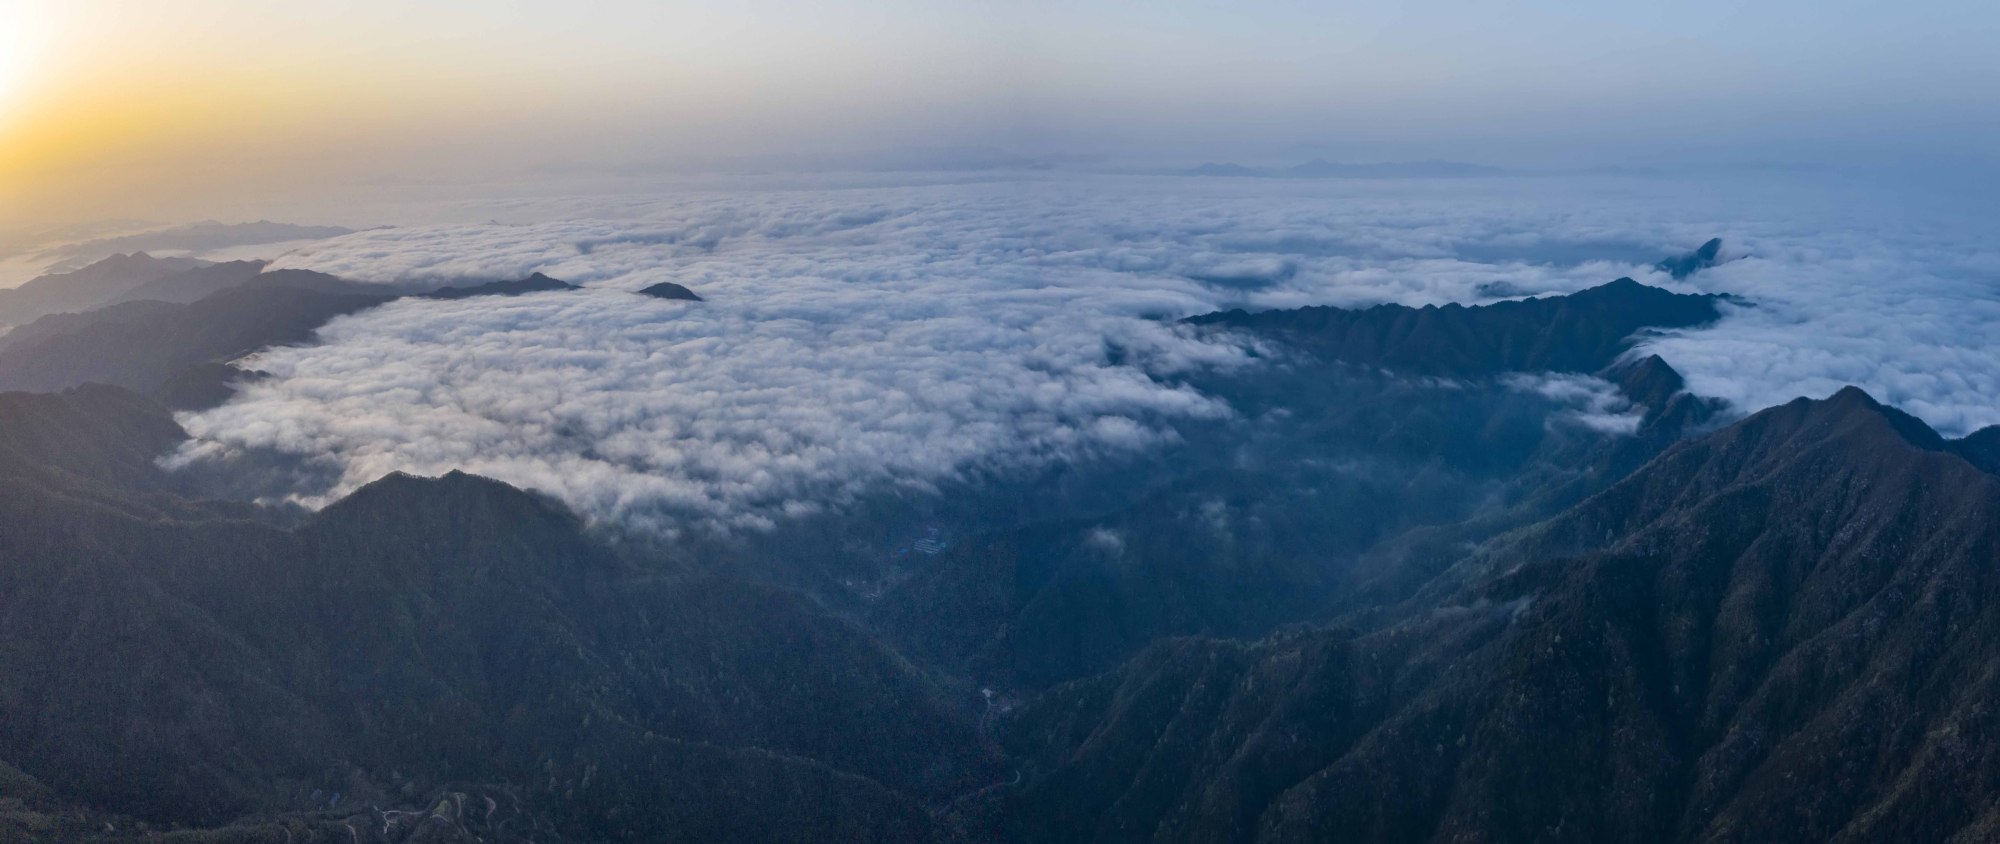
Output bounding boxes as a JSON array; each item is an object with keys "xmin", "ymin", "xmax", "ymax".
[
  {"xmin": 0, "ymin": 252, "xmax": 210, "ymax": 327},
  {"xmin": 2, "ymin": 238, "xmax": 1996, "ymax": 842},
  {"xmin": 1185, "ymin": 159, "xmax": 1506, "ymax": 179},
  {"xmin": 0, "ymin": 259, "xmax": 602, "ymax": 409}
]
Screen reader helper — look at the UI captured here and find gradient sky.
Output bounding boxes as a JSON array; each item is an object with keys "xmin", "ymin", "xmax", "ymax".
[{"xmin": 2, "ymin": 0, "xmax": 1997, "ymax": 227}]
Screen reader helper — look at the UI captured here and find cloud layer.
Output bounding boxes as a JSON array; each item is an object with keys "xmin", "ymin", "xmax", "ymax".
[{"xmin": 169, "ymin": 174, "xmax": 2000, "ymax": 530}]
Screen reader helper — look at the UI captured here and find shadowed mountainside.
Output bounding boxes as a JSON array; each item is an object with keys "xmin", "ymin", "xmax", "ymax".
[
  {"xmin": 0, "ymin": 270, "xmax": 394, "ymax": 402},
  {"xmin": 1656, "ymin": 237, "xmax": 1726, "ymax": 280},
  {"xmin": 0, "ymin": 387, "xmax": 997, "ymax": 842},
  {"xmin": 0, "ymin": 271, "xmax": 588, "ymax": 410},
  {"xmin": 986, "ymin": 388, "xmax": 2000, "ymax": 843}
]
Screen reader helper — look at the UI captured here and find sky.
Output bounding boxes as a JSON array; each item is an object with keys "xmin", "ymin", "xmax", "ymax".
[{"xmin": 3, "ymin": 0, "xmax": 1999, "ymax": 227}]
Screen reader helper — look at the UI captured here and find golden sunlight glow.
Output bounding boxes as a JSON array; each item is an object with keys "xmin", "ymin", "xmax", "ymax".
[
  {"xmin": 0, "ymin": 3, "xmax": 59, "ymax": 135},
  {"xmin": 0, "ymin": 26, "xmax": 27, "ymax": 121},
  {"xmin": 0, "ymin": 0, "xmax": 970, "ymax": 226},
  {"xmin": 4, "ymin": 0, "xmax": 61, "ymax": 107}
]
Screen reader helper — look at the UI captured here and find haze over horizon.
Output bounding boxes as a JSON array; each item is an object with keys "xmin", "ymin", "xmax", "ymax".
[{"xmin": 3, "ymin": 0, "xmax": 1998, "ymax": 228}]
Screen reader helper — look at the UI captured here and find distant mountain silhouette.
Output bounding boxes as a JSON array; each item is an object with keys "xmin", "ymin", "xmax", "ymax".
[
  {"xmin": 1284, "ymin": 158, "xmax": 1504, "ymax": 178},
  {"xmin": 1183, "ymin": 159, "xmax": 1505, "ymax": 179},
  {"xmin": 35, "ymin": 220, "xmax": 356, "ymax": 270},
  {"xmin": 1656, "ymin": 237, "xmax": 1726, "ymax": 279},
  {"xmin": 1187, "ymin": 277, "xmax": 1726, "ymax": 377},
  {"xmin": 0, "ymin": 271, "xmax": 390, "ymax": 403},
  {"xmin": 0, "ymin": 272, "xmax": 589, "ymax": 410},
  {"xmin": 1188, "ymin": 162, "xmax": 1268, "ymax": 177},
  {"xmin": 422, "ymin": 272, "xmax": 580, "ymax": 299},
  {"xmin": 0, "ymin": 253, "xmax": 209, "ymax": 326},
  {"xmin": 111, "ymin": 259, "xmax": 270, "ymax": 304},
  {"xmin": 0, "ymin": 390, "xmax": 996, "ymax": 840},
  {"xmin": 638, "ymin": 281, "xmax": 704, "ymax": 301}
]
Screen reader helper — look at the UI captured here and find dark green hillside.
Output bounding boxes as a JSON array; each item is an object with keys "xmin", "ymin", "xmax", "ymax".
[
  {"xmin": 0, "ymin": 388, "xmax": 994, "ymax": 841},
  {"xmin": 988, "ymin": 388, "xmax": 2000, "ymax": 843}
]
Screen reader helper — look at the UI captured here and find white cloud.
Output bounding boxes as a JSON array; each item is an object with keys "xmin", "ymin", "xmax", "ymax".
[
  {"xmin": 169, "ymin": 283, "xmax": 1242, "ymax": 532},
  {"xmin": 1084, "ymin": 527, "xmax": 1127, "ymax": 556},
  {"xmin": 1636, "ymin": 244, "xmax": 2000, "ymax": 437},
  {"xmin": 1503, "ymin": 373, "xmax": 1644, "ymax": 435},
  {"xmin": 169, "ymin": 174, "xmax": 2000, "ymax": 532}
]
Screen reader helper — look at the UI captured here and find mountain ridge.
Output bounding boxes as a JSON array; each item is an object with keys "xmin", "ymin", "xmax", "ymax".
[
  {"xmin": 0, "ymin": 252, "xmax": 211, "ymax": 327},
  {"xmin": 1186, "ymin": 277, "xmax": 1728, "ymax": 378},
  {"xmin": 986, "ymin": 386, "xmax": 2000, "ymax": 842}
]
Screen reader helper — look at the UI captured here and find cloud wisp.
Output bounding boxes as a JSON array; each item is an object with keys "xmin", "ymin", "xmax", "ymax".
[{"xmin": 1503, "ymin": 373, "xmax": 1644, "ymax": 435}]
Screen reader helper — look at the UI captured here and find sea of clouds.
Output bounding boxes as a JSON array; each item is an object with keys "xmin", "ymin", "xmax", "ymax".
[{"xmin": 165, "ymin": 173, "xmax": 2000, "ymax": 531}]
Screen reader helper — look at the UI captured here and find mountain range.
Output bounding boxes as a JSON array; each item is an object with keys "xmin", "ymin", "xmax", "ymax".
[
  {"xmin": 1, "ymin": 239, "xmax": 1996, "ymax": 841},
  {"xmin": 0, "ymin": 253, "xmax": 210, "ymax": 328},
  {"xmin": 1185, "ymin": 277, "xmax": 1726, "ymax": 376},
  {"xmin": 0, "ymin": 263, "xmax": 589, "ymax": 409},
  {"xmin": 24, "ymin": 221, "xmax": 357, "ymax": 272}
]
